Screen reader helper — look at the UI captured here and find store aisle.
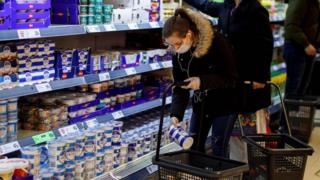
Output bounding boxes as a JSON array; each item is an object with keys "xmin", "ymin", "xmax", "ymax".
[{"xmin": 304, "ymin": 127, "xmax": 320, "ymax": 180}]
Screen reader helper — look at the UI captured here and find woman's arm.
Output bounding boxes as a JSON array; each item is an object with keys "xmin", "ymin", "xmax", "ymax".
[
  {"xmin": 170, "ymin": 58, "xmax": 190, "ymax": 121},
  {"xmin": 184, "ymin": 0, "xmax": 223, "ymax": 17}
]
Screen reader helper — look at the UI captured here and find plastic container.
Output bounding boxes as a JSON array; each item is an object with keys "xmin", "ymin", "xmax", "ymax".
[
  {"xmin": 243, "ymin": 134, "xmax": 314, "ymax": 180},
  {"xmin": 0, "ymin": 122, "xmax": 7, "ymax": 144},
  {"xmin": 0, "ymin": 100, "xmax": 7, "ymax": 113},
  {"xmin": 8, "ymin": 98, "xmax": 18, "ymax": 111},
  {"xmin": 7, "ymin": 119, "xmax": 18, "ymax": 138},
  {"xmin": 284, "ymin": 96, "xmax": 318, "ymax": 142},
  {"xmin": 0, "ymin": 165, "xmax": 14, "ymax": 180},
  {"xmin": 0, "ymin": 113, "xmax": 7, "ymax": 122}
]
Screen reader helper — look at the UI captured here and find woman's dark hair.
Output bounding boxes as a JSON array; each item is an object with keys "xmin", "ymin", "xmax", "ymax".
[{"xmin": 162, "ymin": 8, "xmax": 198, "ymax": 38}]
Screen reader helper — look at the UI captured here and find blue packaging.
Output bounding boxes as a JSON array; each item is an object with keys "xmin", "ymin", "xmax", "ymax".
[{"xmin": 55, "ymin": 49, "xmax": 76, "ymax": 80}]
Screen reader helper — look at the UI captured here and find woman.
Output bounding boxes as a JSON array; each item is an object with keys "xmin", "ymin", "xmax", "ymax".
[
  {"xmin": 164, "ymin": 8, "xmax": 240, "ymax": 155},
  {"xmin": 185, "ymin": 0, "xmax": 274, "ymax": 113}
]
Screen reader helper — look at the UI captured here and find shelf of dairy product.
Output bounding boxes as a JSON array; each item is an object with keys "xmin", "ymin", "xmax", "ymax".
[
  {"xmin": 0, "ymin": 22, "xmax": 165, "ymax": 41},
  {"xmin": 95, "ymin": 142, "xmax": 181, "ymax": 180},
  {"xmin": 0, "ymin": 107, "xmax": 192, "ymax": 180},
  {"xmin": 0, "ymin": 81, "xmax": 176, "ymax": 156},
  {"xmin": 0, "ymin": 41, "xmax": 173, "ymax": 100}
]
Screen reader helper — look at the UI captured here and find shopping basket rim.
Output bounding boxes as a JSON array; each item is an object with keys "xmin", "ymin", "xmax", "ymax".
[
  {"xmin": 152, "ymin": 150, "xmax": 249, "ymax": 178},
  {"xmin": 241, "ymin": 134, "xmax": 314, "ymax": 155}
]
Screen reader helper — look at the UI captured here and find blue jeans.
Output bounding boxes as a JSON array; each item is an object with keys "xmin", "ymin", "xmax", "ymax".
[{"xmin": 189, "ymin": 113, "xmax": 237, "ymax": 158}]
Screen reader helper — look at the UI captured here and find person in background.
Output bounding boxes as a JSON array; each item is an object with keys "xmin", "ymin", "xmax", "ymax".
[
  {"xmin": 164, "ymin": 8, "xmax": 240, "ymax": 155},
  {"xmin": 183, "ymin": 0, "xmax": 274, "ymax": 155},
  {"xmin": 280, "ymin": 0, "xmax": 320, "ymax": 132}
]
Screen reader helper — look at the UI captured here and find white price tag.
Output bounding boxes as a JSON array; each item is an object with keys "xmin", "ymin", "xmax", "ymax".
[
  {"xmin": 146, "ymin": 165, "xmax": 158, "ymax": 174},
  {"xmin": 150, "ymin": 63, "xmax": 161, "ymax": 70},
  {"xmin": 86, "ymin": 25, "xmax": 100, "ymax": 33},
  {"xmin": 112, "ymin": 111, "xmax": 124, "ymax": 120},
  {"xmin": 35, "ymin": 83, "xmax": 52, "ymax": 93},
  {"xmin": 59, "ymin": 125, "xmax": 79, "ymax": 136},
  {"xmin": 128, "ymin": 23, "xmax": 139, "ymax": 30},
  {"xmin": 166, "ymin": 97, "xmax": 172, "ymax": 104},
  {"xmin": 161, "ymin": 61, "xmax": 173, "ymax": 68},
  {"xmin": 86, "ymin": 118, "xmax": 98, "ymax": 129},
  {"xmin": 99, "ymin": 72, "xmax": 111, "ymax": 82},
  {"xmin": 0, "ymin": 141, "xmax": 21, "ymax": 155},
  {"xmin": 149, "ymin": 22, "xmax": 160, "ymax": 28},
  {"xmin": 125, "ymin": 67, "xmax": 137, "ymax": 75},
  {"xmin": 104, "ymin": 24, "xmax": 116, "ymax": 31},
  {"xmin": 17, "ymin": 29, "xmax": 41, "ymax": 39}
]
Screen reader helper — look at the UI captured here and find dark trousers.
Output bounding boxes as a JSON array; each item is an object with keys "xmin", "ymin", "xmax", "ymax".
[
  {"xmin": 284, "ymin": 42, "xmax": 314, "ymax": 96},
  {"xmin": 189, "ymin": 113, "xmax": 237, "ymax": 158},
  {"xmin": 280, "ymin": 42, "xmax": 315, "ymax": 130}
]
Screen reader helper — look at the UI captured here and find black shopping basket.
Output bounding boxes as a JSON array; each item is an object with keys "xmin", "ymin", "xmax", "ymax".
[
  {"xmin": 241, "ymin": 82, "xmax": 314, "ymax": 180},
  {"xmin": 153, "ymin": 83, "xmax": 249, "ymax": 180},
  {"xmin": 284, "ymin": 96, "xmax": 318, "ymax": 142}
]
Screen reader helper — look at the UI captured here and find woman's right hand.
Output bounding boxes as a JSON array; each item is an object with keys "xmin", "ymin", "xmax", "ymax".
[{"xmin": 171, "ymin": 117, "xmax": 180, "ymax": 127}]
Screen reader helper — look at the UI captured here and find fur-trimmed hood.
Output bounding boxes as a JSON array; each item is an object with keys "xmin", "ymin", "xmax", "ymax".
[{"xmin": 182, "ymin": 8, "xmax": 215, "ymax": 58}]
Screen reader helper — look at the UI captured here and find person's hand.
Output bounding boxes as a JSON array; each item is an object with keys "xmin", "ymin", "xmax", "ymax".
[
  {"xmin": 252, "ymin": 82, "xmax": 266, "ymax": 90},
  {"xmin": 305, "ymin": 44, "xmax": 317, "ymax": 56},
  {"xmin": 181, "ymin": 77, "xmax": 200, "ymax": 90},
  {"xmin": 171, "ymin": 117, "xmax": 180, "ymax": 127}
]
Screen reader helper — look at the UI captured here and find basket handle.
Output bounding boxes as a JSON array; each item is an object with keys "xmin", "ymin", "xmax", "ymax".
[
  {"xmin": 155, "ymin": 83, "xmax": 175, "ymax": 161},
  {"xmin": 240, "ymin": 81, "xmax": 292, "ymax": 137}
]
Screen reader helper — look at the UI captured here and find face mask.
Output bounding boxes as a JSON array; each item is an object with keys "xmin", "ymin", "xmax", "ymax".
[
  {"xmin": 176, "ymin": 33, "xmax": 193, "ymax": 54},
  {"xmin": 176, "ymin": 42, "xmax": 192, "ymax": 54}
]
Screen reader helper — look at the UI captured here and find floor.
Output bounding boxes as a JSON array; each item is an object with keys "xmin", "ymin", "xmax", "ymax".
[{"xmin": 304, "ymin": 127, "xmax": 320, "ymax": 180}]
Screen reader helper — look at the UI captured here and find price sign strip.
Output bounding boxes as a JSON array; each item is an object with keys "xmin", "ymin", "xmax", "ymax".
[
  {"xmin": 17, "ymin": 29, "xmax": 41, "ymax": 39},
  {"xmin": 112, "ymin": 111, "xmax": 125, "ymax": 120},
  {"xmin": 0, "ymin": 141, "xmax": 21, "ymax": 155},
  {"xmin": 32, "ymin": 131, "xmax": 56, "ymax": 145},
  {"xmin": 59, "ymin": 124, "xmax": 80, "ymax": 136}
]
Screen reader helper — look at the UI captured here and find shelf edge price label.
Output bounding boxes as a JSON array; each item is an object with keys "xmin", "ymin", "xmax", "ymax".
[
  {"xmin": 0, "ymin": 141, "xmax": 21, "ymax": 155},
  {"xmin": 59, "ymin": 125, "xmax": 79, "ymax": 136},
  {"xmin": 35, "ymin": 83, "xmax": 52, "ymax": 93},
  {"xmin": 128, "ymin": 23, "xmax": 139, "ymax": 30},
  {"xmin": 86, "ymin": 118, "xmax": 98, "ymax": 129},
  {"xmin": 161, "ymin": 61, "xmax": 173, "ymax": 68},
  {"xmin": 125, "ymin": 67, "xmax": 137, "ymax": 75},
  {"xmin": 149, "ymin": 22, "xmax": 160, "ymax": 28},
  {"xmin": 32, "ymin": 131, "xmax": 56, "ymax": 145},
  {"xmin": 17, "ymin": 29, "xmax": 41, "ymax": 39},
  {"xmin": 104, "ymin": 24, "xmax": 116, "ymax": 31},
  {"xmin": 86, "ymin": 25, "xmax": 100, "ymax": 33},
  {"xmin": 166, "ymin": 97, "xmax": 172, "ymax": 104},
  {"xmin": 146, "ymin": 165, "xmax": 158, "ymax": 174},
  {"xmin": 112, "ymin": 111, "xmax": 124, "ymax": 120},
  {"xmin": 150, "ymin": 63, "xmax": 161, "ymax": 70},
  {"xmin": 99, "ymin": 72, "xmax": 111, "ymax": 82}
]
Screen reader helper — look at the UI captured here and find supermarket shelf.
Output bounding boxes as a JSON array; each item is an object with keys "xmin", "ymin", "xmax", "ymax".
[
  {"xmin": 0, "ymin": 61, "xmax": 173, "ymax": 100},
  {"xmin": 0, "ymin": 96, "xmax": 173, "ymax": 156},
  {"xmin": 95, "ymin": 142, "xmax": 181, "ymax": 180},
  {"xmin": 85, "ymin": 21, "xmax": 163, "ymax": 33},
  {"xmin": 0, "ymin": 22, "xmax": 163, "ymax": 41},
  {"xmin": 271, "ymin": 62, "xmax": 286, "ymax": 72},
  {"xmin": 0, "ymin": 25, "xmax": 86, "ymax": 41}
]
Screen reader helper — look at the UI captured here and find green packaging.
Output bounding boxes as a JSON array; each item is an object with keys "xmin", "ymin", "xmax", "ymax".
[{"xmin": 79, "ymin": 15, "xmax": 88, "ymax": 25}]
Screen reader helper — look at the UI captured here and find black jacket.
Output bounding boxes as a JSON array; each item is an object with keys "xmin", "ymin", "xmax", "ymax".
[
  {"xmin": 170, "ymin": 9, "xmax": 240, "ymax": 120},
  {"xmin": 185, "ymin": 0, "xmax": 274, "ymax": 113}
]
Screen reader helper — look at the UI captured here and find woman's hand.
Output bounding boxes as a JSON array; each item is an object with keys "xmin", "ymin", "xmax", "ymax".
[
  {"xmin": 181, "ymin": 77, "xmax": 201, "ymax": 90},
  {"xmin": 171, "ymin": 117, "xmax": 180, "ymax": 127}
]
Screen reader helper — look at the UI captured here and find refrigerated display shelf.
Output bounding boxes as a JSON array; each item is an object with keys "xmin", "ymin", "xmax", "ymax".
[
  {"xmin": 0, "ymin": 96, "xmax": 173, "ymax": 156},
  {"xmin": 0, "ymin": 61, "xmax": 173, "ymax": 100},
  {"xmin": 95, "ymin": 142, "xmax": 181, "ymax": 180},
  {"xmin": 0, "ymin": 22, "xmax": 163, "ymax": 41},
  {"xmin": 271, "ymin": 62, "xmax": 286, "ymax": 72}
]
